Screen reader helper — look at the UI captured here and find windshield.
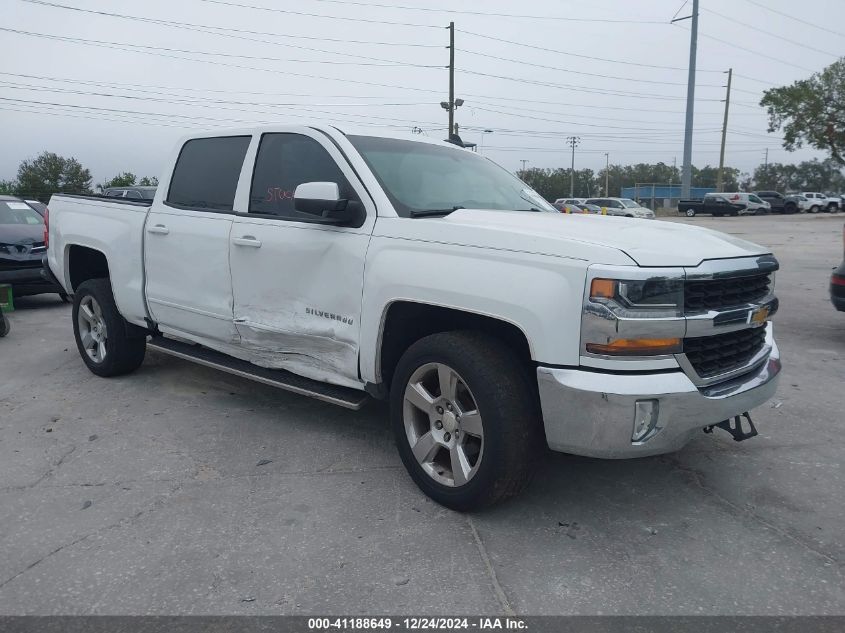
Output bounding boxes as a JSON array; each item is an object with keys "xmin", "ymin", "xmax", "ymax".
[
  {"xmin": 348, "ymin": 136, "xmax": 556, "ymax": 216},
  {"xmin": 1, "ymin": 201, "xmax": 44, "ymax": 225},
  {"xmin": 619, "ymin": 199, "xmax": 640, "ymax": 208}
]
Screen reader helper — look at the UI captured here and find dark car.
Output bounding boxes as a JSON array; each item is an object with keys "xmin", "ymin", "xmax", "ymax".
[
  {"xmin": 678, "ymin": 193, "xmax": 745, "ymax": 217},
  {"xmin": 0, "ymin": 195, "xmax": 64, "ymax": 298},
  {"xmin": 754, "ymin": 191, "xmax": 801, "ymax": 214},
  {"xmin": 831, "ymin": 223, "xmax": 845, "ymax": 312}
]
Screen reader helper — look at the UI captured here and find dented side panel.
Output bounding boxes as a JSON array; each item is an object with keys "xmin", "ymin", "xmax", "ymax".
[{"xmin": 229, "ymin": 220, "xmax": 369, "ymax": 386}]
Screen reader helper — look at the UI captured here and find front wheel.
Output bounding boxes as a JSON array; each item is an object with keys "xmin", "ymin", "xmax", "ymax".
[
  {"xmin": 685, "ymin": 208, "xmax": 696, "ymax": 217},
  {"xmin": 811, "ymin": 205, "xmax": 820, "ymax": 213},
  {"xmin": 73, "ymin": 279, "xmax": 146, "ymax": 377},
  {"xmin": 390, "ymin": 331, "xmax": 541, "ymax": 511},
  {"xmin": 0, "ymin": 313, "xmax": 9, "ymax": 337}
]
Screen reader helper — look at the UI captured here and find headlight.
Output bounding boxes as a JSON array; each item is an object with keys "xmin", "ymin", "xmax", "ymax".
[
  {"xmin": 582, "ymin": 274, "xmax": 685, "ymax": 358},
  {"xmin": 590, "ymin": 278, "xmax": 683, "ymax": 316}
]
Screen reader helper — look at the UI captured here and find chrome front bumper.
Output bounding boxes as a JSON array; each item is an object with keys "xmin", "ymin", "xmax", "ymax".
[{"xmin": 537, "ymin": 337, "xmax": 781, "ymax": 459}]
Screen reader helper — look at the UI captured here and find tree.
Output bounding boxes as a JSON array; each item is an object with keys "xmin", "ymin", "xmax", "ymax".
[
  {"xmin": 751, "ymin": 158, "xmax": 845, "ymax": 192},
  {"xmin": 761, "ymin": 58, "xmax": 845, "ymax": 165},
  {"xmin": 98, "ymin": 172, "xmax": 136, "ymax": 191},
  {"xmin": 16, "ymin": 152, "xmax": 92, "ymax": 202},
  {"xmin": 0, "ymin": 180, "xmax": 17, "ymax": 195},
  {"xmin": 138, "ymin": 176, "xmax": 159, "ymax": 186}
]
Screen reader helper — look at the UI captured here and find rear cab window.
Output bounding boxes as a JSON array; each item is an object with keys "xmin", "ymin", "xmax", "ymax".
[{"xmin": 167, "ymin": 136, "xmax": 251, "ymax": 211}]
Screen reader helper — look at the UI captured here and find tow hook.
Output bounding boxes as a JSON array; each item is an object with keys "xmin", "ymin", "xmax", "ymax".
[{"xmin": 704, "ymin": 412, "xmax": 758, "ymax": 442}]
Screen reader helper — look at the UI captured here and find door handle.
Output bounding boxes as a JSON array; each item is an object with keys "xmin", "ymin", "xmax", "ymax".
[
  {"xmin": 147, "ymin": 224, "xmax": 170, "ymax": 235},
  {"xmin": 232, "ymin": 236, "xmax": 262, "ymax": 248}
]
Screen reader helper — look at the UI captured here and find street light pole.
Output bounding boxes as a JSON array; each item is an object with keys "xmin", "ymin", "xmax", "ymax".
[
  {"xmin": 604, "ymin": 152, "xmax": 610, "ymax": 196},
  {"xmin": 448, "ymin": 21, "xmax": 455, "ymax": 136},
  {"xmin": 676, "ymin": 0, "xmax": 699, "ymax": 199},
  {"xmin": 567, "ymin": 136, "xmax": 580, "ymax": 197},
  {"xmin": 480, "ymin": 129, "xmax": 493, "ymax": 155}
]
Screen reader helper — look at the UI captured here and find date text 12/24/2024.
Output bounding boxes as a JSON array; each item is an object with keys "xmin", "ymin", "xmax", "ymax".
[{"xmin": 307, "ymin": 618, "xmax": 528, "ymax": 630}]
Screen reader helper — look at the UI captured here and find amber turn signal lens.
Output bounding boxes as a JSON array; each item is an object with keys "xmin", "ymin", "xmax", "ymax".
[
  {"xmin": 586, "ymin": 338, "xmax": 682, "ymax": 356},
  {"xmin": 590, "ymin": 278, "xmax": 616, "ymax": 299}
]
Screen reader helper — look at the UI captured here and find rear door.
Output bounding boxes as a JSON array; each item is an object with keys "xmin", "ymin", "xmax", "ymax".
[
  {"xmin": 228, "ymin": 128, "xmax": 376, "ymax": 386},
  {"xmin": 144, "ymin": 135, "xmax": 251, "ymax": 343}
]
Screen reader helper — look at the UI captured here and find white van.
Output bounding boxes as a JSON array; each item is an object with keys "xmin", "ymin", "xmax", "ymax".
[{"xmin": 710, "ymin": 193, "xmax": 771, "ymax": 215}]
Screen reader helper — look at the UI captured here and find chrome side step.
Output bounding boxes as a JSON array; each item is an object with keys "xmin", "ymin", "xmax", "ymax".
[{"xmin": 147, "ymin": 336, "xmax": 370, "ymax": 410}]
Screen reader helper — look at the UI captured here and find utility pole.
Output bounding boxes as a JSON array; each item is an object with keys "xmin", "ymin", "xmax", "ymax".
[
  {"xmin": 674, "ymin": 0, "xmax": 698, "ymax": 198},
  {"xmin": 604, "ymin": 152, "xmax": 610, "ymax": 196},
  {"xmin": 716, "ymin": 68, "xmax": 733, "ymax": 193},
  {"xmin": 567, "ymin": 136, "xmax": 581, "ymax": 197},
  {"xmin": 520, "ymin": 159, "xmax": 529, "ymax": 172},
  {"xmin": 448, "ymin": 22, "xmax": 455, "ymax": 136}
]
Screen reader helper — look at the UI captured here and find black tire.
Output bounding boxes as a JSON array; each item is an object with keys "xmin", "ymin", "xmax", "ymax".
[
  {"xmin": 72, "ymin": 278, "xmax": 146, "ymax": 377},
  {"xmin": 685, "ymin": 208, "xmax": 696, "ymax": 217},
  {"xmin": 625, "ymin": 214, "xmax": 634, "ymax": 218},
  {"xmin": 390, "ymin": 331, "xmax": 541, "ymax": 511},
  {"xmin": 0, "ymin": 314, "xmax": 9, "ymax": 338},
  {"xmin": 811, "ymin": 205, "xmax": 820, "ymax": 213},
  {"xmin": 784, "ymin": 203, "xmax": 797, "ymax": 214}
]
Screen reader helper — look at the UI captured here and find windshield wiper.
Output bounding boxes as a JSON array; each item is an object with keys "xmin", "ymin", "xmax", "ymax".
[{"xmin": 410, "ymin": 205, "xmax": 464, "ymax": 218}]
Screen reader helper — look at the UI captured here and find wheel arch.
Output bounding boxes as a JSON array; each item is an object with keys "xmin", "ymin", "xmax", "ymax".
[
  {"xmin": 372, "ymin": 300, "xmax": 535, "ymax": 394},
  {"xmin": 67, "ymin": 244, "xmax": 110, "ymax": 292}
]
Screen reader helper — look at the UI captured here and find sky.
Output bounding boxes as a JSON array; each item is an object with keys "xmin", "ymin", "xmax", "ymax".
[{"xmin": 1, "ymin": 0, "xmax": 843, "ymax": 186}]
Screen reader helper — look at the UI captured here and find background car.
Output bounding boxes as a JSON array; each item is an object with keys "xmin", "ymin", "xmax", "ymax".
[
  {"xmin": 801, "ymin": 192, "xmax": 834, "ymax": 213},
  {"xmin": 832, "ymin": 223, "xmax": 845, "ymax": 312},
  {"xmin": 0, "ymin": 195, "xmax": 64, "ymax": 299},
  {"xmin": 754, "ymin": 191, "xmax": 802, "ymax": 214},
  {"xmin": 102, "ymin": 186, "xmax": 157, "ymax": 200},
  {"xmin": 585, "ymin": 197, "xmax": 655, "ymax": 219}
]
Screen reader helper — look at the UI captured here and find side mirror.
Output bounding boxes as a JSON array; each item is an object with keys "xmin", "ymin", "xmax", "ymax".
[{"xmin": 293, "ymin": 182, "xmax": 363, "ymax": 225}]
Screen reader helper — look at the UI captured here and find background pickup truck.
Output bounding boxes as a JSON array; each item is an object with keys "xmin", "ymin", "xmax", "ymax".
[
  {"xmin": 46, "ymin": 125, "xmax": 781, "ymax": 510},
  {"xmin": 677, "ymin": 193, "xmax": 746, "ymax": 217}
]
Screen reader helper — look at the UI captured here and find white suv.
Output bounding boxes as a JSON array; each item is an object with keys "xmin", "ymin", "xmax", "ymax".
[
  {"xmin": 584, "ymin": 197, "xmax": 655, "ymax": 219},
  {"xmin": 801, "ymin": 192, "xmax": 835, "ymax": 213}
]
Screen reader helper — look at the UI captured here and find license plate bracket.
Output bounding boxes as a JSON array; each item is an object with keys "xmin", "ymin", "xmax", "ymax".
[{"xmin": 704, "ymin": 412, "xmax": 758, "ymax": 442}]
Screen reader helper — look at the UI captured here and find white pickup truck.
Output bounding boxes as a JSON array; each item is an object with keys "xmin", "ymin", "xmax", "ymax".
[{"xmin": 45, "ymin": 125, "xmax": 781, "ymax": 510}]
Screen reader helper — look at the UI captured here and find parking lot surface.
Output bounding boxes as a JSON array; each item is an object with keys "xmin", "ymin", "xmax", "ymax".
[{"xmin": 1, "ymin": 214, "xmax": 843, "ymax": 615}]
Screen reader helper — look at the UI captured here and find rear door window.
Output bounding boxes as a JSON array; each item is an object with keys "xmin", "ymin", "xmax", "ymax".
[{"xmin": 167, "ymin": 136, "xmax": 251, "ymax": 211}]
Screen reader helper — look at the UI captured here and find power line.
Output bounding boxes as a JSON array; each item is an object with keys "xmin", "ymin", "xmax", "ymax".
[
  {"xmin": 0, "ymin": 71, "xmax": 430, "ymax": 102},
  {"xmin": 0, "ymin": 28, "xmax": 448, "ymax": 97},
  {"xmin": 460, "ymin": 29, "xmax": 723, "ymax": 73},
  {"xmin": 284, "ymin": 0, "xmax": 666, "ymax": 23},
  {"xmin": 740, "ymin": 0, "xmax": 845, "ymax": 39},
  {"xmin": 0, "ymin": 27, "xmax": 444, "ymax": 69},
  {"xmin": 23, "ymin": 0, "xmax": 442, "ymax": 29},
  {"xmin": 702, "ymin": 6, "xmax": 841, "ymax": 58},
  {"xmin": 461, "ymin": 49, "xmax": 728, "ymax": 88},
  {"xmin": 459, "ymin": 70, "xmax": 726, "ymax": 101},
  {"xmin": 672, "ymin": 23, "xmax": 818, "ymax": 73}
]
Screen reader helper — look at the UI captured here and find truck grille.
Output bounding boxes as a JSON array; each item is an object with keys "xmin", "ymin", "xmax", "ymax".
[
  {"xmin": 685, "ymin": 273, "xmax": 771, "ymax": 312},
  {"xmin": 683, "ymin": 327, "xmax": 767, "ymax": 379}
]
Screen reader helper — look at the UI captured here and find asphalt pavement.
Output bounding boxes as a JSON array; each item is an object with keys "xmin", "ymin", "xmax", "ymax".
[{"xmin": 0, "ymin": 213, "xmax": 843, "ymax": 615}]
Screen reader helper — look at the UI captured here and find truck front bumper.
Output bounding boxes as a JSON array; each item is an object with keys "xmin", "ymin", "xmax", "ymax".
[{"xmin": 537, "ymin": 339, "xmax": 781, "ymax": 459}]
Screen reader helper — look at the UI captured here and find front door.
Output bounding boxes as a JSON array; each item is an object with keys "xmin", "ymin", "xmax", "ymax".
[
  {"xmin": 144, "ymin": 135, "xmax": 251, "ymax": 343},
  {"xmin": 229, "ymin": 130, "xmax": 376, "ymax": 387}
]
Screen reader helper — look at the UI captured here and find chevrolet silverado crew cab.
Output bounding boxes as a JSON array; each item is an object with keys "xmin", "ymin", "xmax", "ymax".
[{"xmin": 45, "ymin": 126, "xmax": 782, "ymax": 510}]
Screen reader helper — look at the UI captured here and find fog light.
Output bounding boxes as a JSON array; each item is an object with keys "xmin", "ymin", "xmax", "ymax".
[{"xmin": 632, "ymin": 399, "xmax": 660, "ymax": 443}]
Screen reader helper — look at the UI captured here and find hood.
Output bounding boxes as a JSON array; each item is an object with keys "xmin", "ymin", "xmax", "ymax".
[
  {"xmin": 0, "ymin": 223, "xmax": 43, "ymax": 245},
  {"xmin": 376, "ymin": 209, "xmax": 770, "ymax": 267}
]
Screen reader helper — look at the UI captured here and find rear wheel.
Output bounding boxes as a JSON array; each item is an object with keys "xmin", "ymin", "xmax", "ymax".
[
  {"xmin": 685, "ymin": 208, "xmax": 696, "ymax": 217},
  {"xmin": 390, "ymin": 331, "xmax": 541, "ymax": 511},
  {"xmin": 784, "ymin": 203, "xmax": 797, "ymax": 214},
  {"xmin": 811, "ymin": 205, "xmax": 820, "ymax": 213},
  {"xmin": 73, "ymin": 279, "xmax": 146, "ymax": 377},
  {"xmin": 0, "ymin": 313, "xmax": 9, "ymax": 338}
]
